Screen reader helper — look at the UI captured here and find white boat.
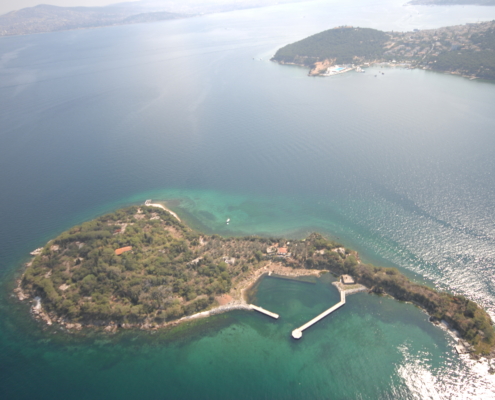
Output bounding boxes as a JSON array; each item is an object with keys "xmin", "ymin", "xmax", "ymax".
[{"xmin": 226, "ymin": 218, "xmax": 230, "ymax": 224}]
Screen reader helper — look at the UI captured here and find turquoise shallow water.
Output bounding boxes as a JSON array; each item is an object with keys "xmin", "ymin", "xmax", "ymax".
[
  {"xmin": 2, "ymin": 0, "xmax": 495, "ymax": 397},
  {"xmin": 0, "ymin": 275, "xmax": 458, "ymax": 400}
]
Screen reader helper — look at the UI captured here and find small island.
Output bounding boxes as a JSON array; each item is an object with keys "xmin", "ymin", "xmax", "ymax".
[
  {"xmin": 15, "ymin": 203, "xmax": 495, "ymax": 356},
  {"xmin": 271, "ymin": 21, "xmax": 495, "ymax": 80}
]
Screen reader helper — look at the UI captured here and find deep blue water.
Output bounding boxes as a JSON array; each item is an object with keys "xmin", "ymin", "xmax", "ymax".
[{"xmin": 2, "ymin": 0, "xmax": 495, "ymax": 398}]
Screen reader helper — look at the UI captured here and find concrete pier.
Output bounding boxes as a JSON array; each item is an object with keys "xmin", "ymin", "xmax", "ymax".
[
  {"xmin": 292, "ymin": 291, "xmax": 346, "ymax": 339},
  {"xmin": 249, "ymin": 304, "xmax": 279, "ymax": 319}
]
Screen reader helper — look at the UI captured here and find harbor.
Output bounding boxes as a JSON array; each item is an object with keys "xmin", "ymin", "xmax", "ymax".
[
  {"xmin": 323, "ymin": 64, "xmax": 356, "ymax": 76},
  {"xmin": 291, "ymin": 280, "xmax": 367, "ymax": 339}
]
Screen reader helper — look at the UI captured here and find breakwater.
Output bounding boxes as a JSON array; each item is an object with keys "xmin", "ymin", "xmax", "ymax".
[{"xmin": 292, "ymin": 290, "xmax": 346, "ymax": 339}]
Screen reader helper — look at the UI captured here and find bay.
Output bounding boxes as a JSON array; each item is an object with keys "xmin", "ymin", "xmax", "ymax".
[{"xmin": 2, "ymin": 0, "xmax": 495, "ymax": 398}]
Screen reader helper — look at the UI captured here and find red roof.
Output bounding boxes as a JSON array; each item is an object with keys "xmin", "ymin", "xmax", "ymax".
[
  {"xmin": 277, "ymin": 247, "xmax": 288, "ymax": 254},
  {"xmin": 115, "ymin": 246, "xmax": 132, "ymax": 255}
]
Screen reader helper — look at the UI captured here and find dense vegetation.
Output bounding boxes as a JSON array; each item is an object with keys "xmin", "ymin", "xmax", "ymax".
[
  {"xmin": 431, "ymin": 27, "xmax": 495, "ymax": 79},
  {"xmin": 304, "ymin": 234, "xmax": 495, "ymax": 355},
  {"xmin": 432, "ymin": 49, "xmax": 495, "ymax": 79},
  {"xmin": 273, "ymin": 27, "xmax": 389, "ymax": 66},
  {"xmin": 22, "ymin": 206, "xmax": 275, "ymax": 326},
  {"xmin": 20, "ymin": 207, "xmax": 494, "ymax": 354}
]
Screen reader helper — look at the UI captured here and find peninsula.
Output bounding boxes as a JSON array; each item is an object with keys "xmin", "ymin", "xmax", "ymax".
[
  {"xmin": 15, "ymin": 204, "xmax": 495, "ymax": 356},
  {"xmin": 271, "ymin": 21, "xmax": 495, "ymax": 80}
]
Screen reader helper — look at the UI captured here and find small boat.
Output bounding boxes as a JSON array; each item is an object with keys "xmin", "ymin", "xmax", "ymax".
[{"xmin": 226, "ymin": 218, "xmax": 230, "ymax": 224}]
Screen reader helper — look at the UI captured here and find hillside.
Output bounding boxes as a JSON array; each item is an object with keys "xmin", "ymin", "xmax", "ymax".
[{"xmin": 273, "ymin": 27, "xmax": 389, "ymax": 66}]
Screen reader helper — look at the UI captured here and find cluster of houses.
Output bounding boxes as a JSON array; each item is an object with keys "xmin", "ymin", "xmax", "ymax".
[
  {"xmin": 265, "ymin": 243, "xmax": 356, "ymax": 286},
  {"xmin": 384, "ymin": 21, "xmax": 495, "ymax": 61},
  {"xmin": 266, "ymin": 245, "xmax": 291, "ymax": 257}
]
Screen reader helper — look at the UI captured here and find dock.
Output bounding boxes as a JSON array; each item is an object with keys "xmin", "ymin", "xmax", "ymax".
[
  {"xmin": 292, "ymin": 291, "xmax": 346, "ymax": 339},
  {"xmin": 455, "ymin": 344, "xmax": 467, "ymax": 354},
  {"xmin": 249, "ymin": 304, "xmax": 279, "ymax": 319}
]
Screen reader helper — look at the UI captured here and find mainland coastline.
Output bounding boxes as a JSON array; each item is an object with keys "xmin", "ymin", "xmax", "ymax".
[{"xmin": 14, "ymin": 203, "xmax": 495, "ymax": 358}]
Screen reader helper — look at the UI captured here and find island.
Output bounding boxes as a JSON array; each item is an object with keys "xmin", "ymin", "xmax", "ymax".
[
  {"xmin": 271, "ymin": 21, "xmax": 495, "ymax": 80},
  {"xmin": 15, "ymin": 203, "xmax": 495, "ymax": 356}
]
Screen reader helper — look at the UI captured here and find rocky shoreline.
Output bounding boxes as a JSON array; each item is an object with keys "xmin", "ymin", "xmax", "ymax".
[
  {"xmin": 275, "ymin": 58, "xmax": 483, "ymax": 81},
  {"xmin": 14, "ymin": 261, "xmax": 325, "ymax": 334},
  {"xmin": 14, "ymin": 257, "xmax": 495, "ymax": 368}
]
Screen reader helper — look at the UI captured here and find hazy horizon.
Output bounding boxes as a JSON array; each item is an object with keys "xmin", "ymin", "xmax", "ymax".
[
  {"xmin": 0, "ymin": 0, "xmax": 138, "ymax": 15},
  {"xmin": 0, "ymin": 0, "xmax": 309, "ymax": 19}
]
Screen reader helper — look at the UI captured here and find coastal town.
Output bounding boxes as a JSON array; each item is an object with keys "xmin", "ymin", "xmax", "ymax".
[{"xmin": 273, "ymin": 21, "xmax": 495, "ymax": 80}]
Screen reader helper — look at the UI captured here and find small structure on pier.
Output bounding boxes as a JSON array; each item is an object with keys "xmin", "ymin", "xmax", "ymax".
[{"xmin": 341, "ymin": 274, "xmax": 355, "ymax": 285}]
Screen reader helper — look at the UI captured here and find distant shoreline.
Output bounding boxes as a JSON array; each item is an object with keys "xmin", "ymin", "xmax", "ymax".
[{"xmin": 271, "ymin": 22, "xmax": 495, "ymax": 81}]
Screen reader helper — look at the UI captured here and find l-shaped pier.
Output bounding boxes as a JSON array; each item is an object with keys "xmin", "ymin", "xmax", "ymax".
[{"xmin": 292, "ymin": 290, "xmax": 346, "ymax": 339}]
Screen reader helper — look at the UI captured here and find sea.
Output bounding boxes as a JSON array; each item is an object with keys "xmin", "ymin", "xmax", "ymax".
[{"xmin": 2, "ymin": 0, "xmax": 495, "ymax": 398}]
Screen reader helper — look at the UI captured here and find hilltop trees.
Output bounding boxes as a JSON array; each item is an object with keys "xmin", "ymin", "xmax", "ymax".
[{"xmin": 272, "ymin": 27, "xmax": 389, "ymax": 65}]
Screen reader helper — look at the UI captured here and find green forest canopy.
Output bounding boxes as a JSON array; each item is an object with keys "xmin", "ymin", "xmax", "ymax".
[{"xmin": 272, "ymin": 27, "xmax": 389, "ymax": 65}]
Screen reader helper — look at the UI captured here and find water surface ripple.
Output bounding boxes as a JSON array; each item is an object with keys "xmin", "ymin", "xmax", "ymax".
[{"xmin": 2, "ymin": 0, "xmax": 495, "ymax": 398}]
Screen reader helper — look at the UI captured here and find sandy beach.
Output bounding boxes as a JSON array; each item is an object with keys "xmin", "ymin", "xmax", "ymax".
[
  {"xmin": 171, "ymin": 261, "xmax": 326, "ymax": 326},
  {"xmin": 144, "ymin": 200, "xmax": 182, "ymax": 222}
]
